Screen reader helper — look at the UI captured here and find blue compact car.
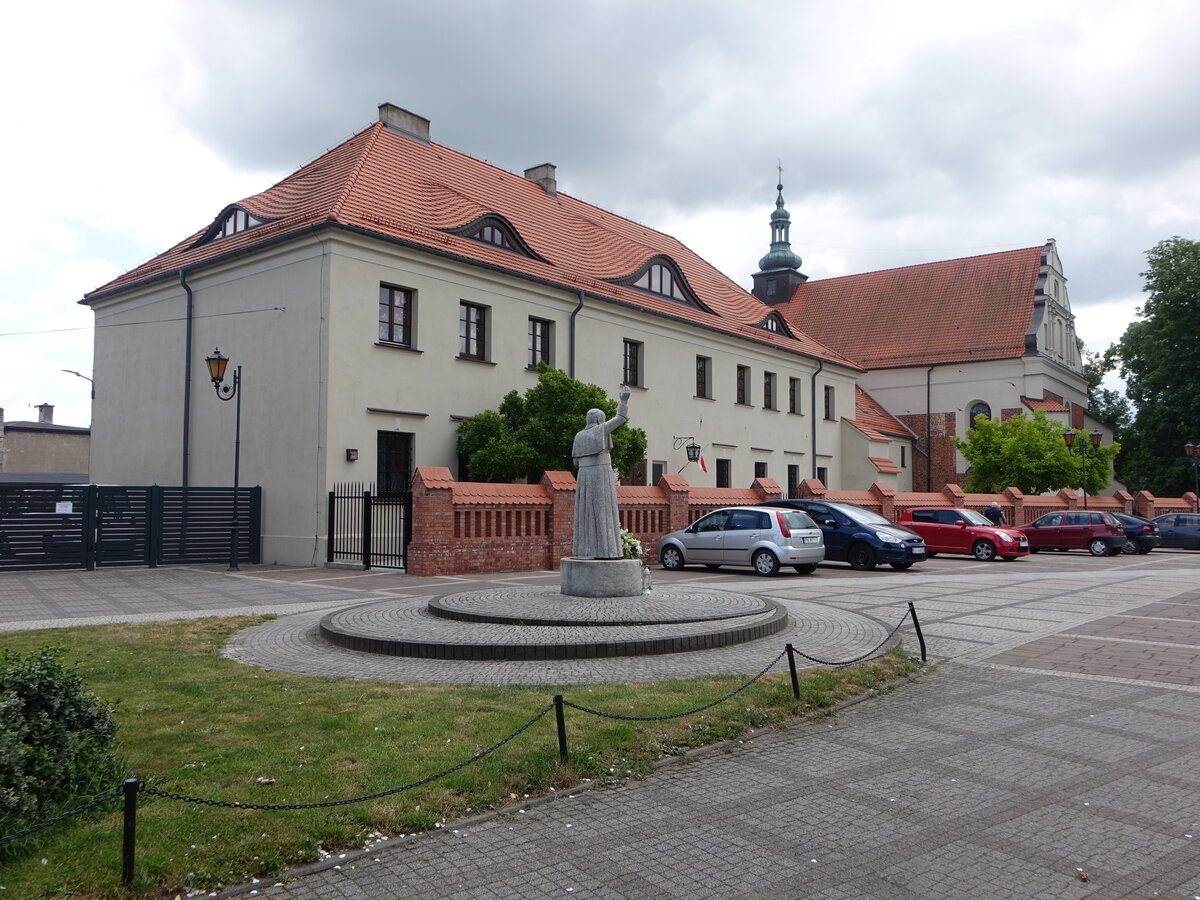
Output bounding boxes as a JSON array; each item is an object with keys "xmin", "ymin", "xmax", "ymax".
[{"xmin": 757, "ymin": 499, "xmax": 927, "ymax": 570}]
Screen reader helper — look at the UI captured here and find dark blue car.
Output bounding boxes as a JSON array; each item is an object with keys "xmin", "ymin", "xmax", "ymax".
[
  {"xmin": 758, "ymin": 499, "xmax": 927, "ymax": 570},
  {"xmin": 1152, "ymin": 513, "xmax": 1200, "ymax": 550}
]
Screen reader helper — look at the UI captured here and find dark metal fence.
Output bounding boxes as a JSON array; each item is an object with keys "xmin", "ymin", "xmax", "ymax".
[
  {"xmin": 327, "ymin": 482, "xmax": 412, "ymax": 569},
  {"xmin": 0, "ymin": 484, "xmax": 261, "ymax": 571}
]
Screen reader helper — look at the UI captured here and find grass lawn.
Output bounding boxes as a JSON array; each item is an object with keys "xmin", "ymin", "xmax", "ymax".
[{"xmin": 0, "ymin": 617, "xmax": 922, "ymax": 899}]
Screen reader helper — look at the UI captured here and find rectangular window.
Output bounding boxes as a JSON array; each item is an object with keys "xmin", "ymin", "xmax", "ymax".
[
  {"xmin": 823, "ymin": 385, "xmax": 836, "ymax": 420},
  {"xmin": 651, "ymin": 460, "xmax": 666, "ymax": 485},
  {"xmin": 754, "ymin": 461, "xmax": 767, "ymax": 479},
  {"xmin": 763, "ymin": 372, "xmax": 776, "ymax": 410},
  {"xmin": 787, "ymin": 464, "xmax": 800, "ymax": 498},
  {"xmin": 623, "ymin": 339, "xmax": 643, "ymax": 387},
  {"xmin": 378, "ymin": 285, "xmax": 413, "ymax": 346},
  {"xmin": 816, "ymin": 465, "xmax": 828, "ymax": 485},
  {"xmin": 901, "ymin": 445, "xmax": 907, "ymax": 468},
  {"xmin": 696, "ymin": 356, "xmax": 712, "ymax": 398},
  {"xmin": 788, "ymin": 377, "xmax": 802, "ymax": 414},
  {"xmin": 716, "ymin": 458, "xmax": 731, "ymax": 488},
  {"xmin": 528, "ymin": 317, "xmax": 552, "ymax": 368},
  {"xmin": 736, "ymin": 365, "xmax": 750, "ymax": 405},
  {"xmin": 459, "ymin": 302, "xmax": 487, "ymax": 360}
]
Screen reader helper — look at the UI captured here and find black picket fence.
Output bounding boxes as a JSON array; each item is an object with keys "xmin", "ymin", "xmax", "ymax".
[
  {"xmin": 0, "ymin": 484, "xmax": 261, "ymax": 571},
  {"xmin": 327, "ymin": 482, "xmax": 412, "ymax": 569},
  {"xmin": 0, "ymin": 605, "xmax": 926, "ymax": 890}
]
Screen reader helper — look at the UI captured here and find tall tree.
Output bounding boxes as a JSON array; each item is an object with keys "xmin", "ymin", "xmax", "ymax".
[
  {"xmin": 1079, "ymin": 338, "xmax": 1132, "ymax": 440},
  {"xmin": 456, "ymin": 363, "xmax": 647, "ymax": 483},
  {"xmin": 1109, "ymin": 236, "xmax": 1200, "ymax": 494},
  {"xmin": 954, "ymin": 410, "xmax": 1118, "ymax": 496}
]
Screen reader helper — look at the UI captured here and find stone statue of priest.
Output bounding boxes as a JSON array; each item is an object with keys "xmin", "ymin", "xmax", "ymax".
[{"xmin": 571, "ymin": 386, "xmax": 630, "ymax": 559}]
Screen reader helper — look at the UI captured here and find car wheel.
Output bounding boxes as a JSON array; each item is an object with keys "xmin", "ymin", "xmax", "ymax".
[
  {"xmin": 752, "ymin": 549, "xmax": 780, "ymax": 576},
  {"xmin": 660, "ymin": 545, "xmax": 685, "ymax": 570},
  {"xmin": 889, "ymin": 561, "xmax": 915, "ymax": 570},
  {"xmin": 847, "ymin": 543, "xmax": 877, "ymax": 571},
  {"xmin": 1088, "ymin": 538, "xmax": 1110, "ymax": 557},
  {"xmin": 972, "ymin": 540, "xmax": 997, "ymax": 561},
  {"xmin": 1120, "ymin": 540, "xmax": 1137, "ymax": 554},
  {"xmin": 793, "ymin": 563, "xmax": 817, "ymax": 575},
  {"xmin": 704, "ymin": 564, "xmax": 722, "ymax": 570}
]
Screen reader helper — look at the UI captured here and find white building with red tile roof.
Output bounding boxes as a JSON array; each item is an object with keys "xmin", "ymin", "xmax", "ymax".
[
  {"xmin": 83, "ymin": 104, "xmax": 870, "ymax": 564},
  {"xmin": 759, "ymin": 220, "xmax": 1098, "ymax": 490}
]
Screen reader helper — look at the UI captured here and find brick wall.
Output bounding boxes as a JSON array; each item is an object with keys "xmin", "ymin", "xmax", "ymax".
[{"xmin": 403, "ymin": 468, "xmax": 1200, "ymax": 576}]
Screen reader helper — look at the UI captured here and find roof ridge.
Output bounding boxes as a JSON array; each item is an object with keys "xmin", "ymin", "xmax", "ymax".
[
  {"xmin": 328, "ymin": 121, "xmax": 386, "ymax": 222},
  {"xmin": 809, "ymin": 245, "xmax": 1044, "ymax": 284}
]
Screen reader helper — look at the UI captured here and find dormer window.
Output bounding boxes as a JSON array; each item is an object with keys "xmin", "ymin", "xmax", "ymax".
[
  {"xmin": 446, "ymin": 215, "xmax": 541, "ymax": 259},
  {"xmin": 610, "ymin": 255, "xmax": 709, "ymax": 311},
  {"xmin": 635, "ymin": 264, "xmax": 687, "ymax": 301},
  {"xmin": 754, "ymin": 313, "xmax": 793, "ymax": 338},
  {"xmin": 194, "ymin": 205, "xmax": 266, "ymax": 247}
]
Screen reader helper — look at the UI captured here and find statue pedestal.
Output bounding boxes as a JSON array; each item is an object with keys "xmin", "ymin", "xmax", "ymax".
[{"xmin": 560, "ymin": 557, "xmax": 644, "ymax": 598}]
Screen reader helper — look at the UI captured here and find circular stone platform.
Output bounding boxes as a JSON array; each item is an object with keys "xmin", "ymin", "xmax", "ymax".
[{"xmin": 318, "ymin": 586, "xmax": 789, "ymax": 661}]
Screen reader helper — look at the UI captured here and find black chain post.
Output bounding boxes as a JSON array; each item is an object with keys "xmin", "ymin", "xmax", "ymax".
[
  {"xmin": 121, "ymin": 778, "xmax": 139, "ymax": 888},
  {"xmin": 554, "ymin": 694, "xmax": 568, "ymax": 762},
  {"xmin": 907, "ymin": 601, "xmax": 927, "ymax": 662},
  {"xmin": 786, "ymin": 643, "xmax": 801, "ymax": 700}
]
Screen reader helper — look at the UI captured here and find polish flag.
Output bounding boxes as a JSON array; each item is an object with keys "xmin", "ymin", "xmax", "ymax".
[{"xmin": 698, "ymin": 454, "xmax": 708, "ymax": 473}]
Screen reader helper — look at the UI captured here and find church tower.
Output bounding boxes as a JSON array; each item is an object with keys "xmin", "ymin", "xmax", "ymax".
[{"xmin": 751, "ymin": 179, "xmax": 807, "ymax": 304}]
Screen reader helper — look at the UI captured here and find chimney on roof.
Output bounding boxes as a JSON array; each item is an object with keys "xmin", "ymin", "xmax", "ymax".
[
  {"xmin": 377, "ymin": 103, "xmax": 430, "ymax": 143},
  {"xmin": 37, "ymin": 403, "xmax": 54, "ymax": 425},
  {"xmin": 524, "ymin": 163, "xmax": 557, "ymax": 196}
]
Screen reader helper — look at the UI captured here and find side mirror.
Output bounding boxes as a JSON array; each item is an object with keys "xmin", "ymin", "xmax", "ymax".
[
  {"xmin": 955, "ymin": 520, "xmax": 967, "ymax": 527},
  {"xmin": 819, "ymin": 518, "xmax": 837, "ymax": 528}
]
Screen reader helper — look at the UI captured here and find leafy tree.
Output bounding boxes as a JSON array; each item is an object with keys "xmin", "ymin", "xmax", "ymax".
[
  {"xmin": 1079, "ymin": 339, "xmax": 1132, "ymax": 440},
  {"xmin": 1109, "ymin": 236, "xmax": 1200, "ymax": 494},
  {"xmin": 954, "ymin": 410, "xmax": 1118, "ymax": 496},
  {"xmin": 456, "ymin": 363, "xmax": 647, "ymax": 483}
]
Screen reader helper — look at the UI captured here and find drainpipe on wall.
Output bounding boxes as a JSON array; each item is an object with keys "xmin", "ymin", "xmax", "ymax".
[
  {"xmin": 568, "ymin": 290, "xmax": 585, "ymax": 378},
  {"xmin": 180, "ymin": 269, "xmax": 194, "ymax": 486},
  {"xmin": 925, "ymin": 365, "xmax": 935, "ymax": 492},
  {"xmin": 810, "ymin": 359, "xmax": 824, "ymax": 479}
]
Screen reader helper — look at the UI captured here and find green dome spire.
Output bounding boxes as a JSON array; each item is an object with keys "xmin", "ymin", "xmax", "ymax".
[{"xmin": 757, "ymin": 182, "xmax": 804, "ymax": 272}]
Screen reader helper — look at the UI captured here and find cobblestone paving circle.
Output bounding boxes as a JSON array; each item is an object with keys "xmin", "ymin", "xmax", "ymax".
[
  {"xmin": 224, "ymin": 594, "xmax": 893, "ymax": 684},
  {"xmin": 428, "ymin": 585, "xmax": 774, "ymax": 625}
]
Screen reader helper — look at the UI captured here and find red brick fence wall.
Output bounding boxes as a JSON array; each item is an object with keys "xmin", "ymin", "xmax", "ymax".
[{"xmin": 404, "ymin": 466, "xmax": 1199, "ymax": 576}]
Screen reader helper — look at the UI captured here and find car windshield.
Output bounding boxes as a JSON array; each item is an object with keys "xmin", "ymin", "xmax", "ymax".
[
  {"xmin": 955, "ymin": 509, "xmax": 993, "ymax": 526},
  {"xmin": 830, "ymin": 504, "xmax": 893, "ymax": 526}
]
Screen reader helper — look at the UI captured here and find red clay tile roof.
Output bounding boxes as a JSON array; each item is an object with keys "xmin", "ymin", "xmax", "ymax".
[
  {"xmin": 1023, "ymin": 395, "xmax": 1069, "ymax": 412},
  {"xmin": 848, "ymin": 386, "xmax": 915, "ymax": 441},
  {"xmin": 868, "ymin": 457, "xmax": 900, "ymax": 474},
  {"xmin": 451, "ymin": 483, "xmax": 550, "ymax": 505},
  {"xmin": 85, "ymin": 120, "xmax": 858, "ymax": 369},
  {"xmin": 776, "ymin": 246, "xmax": 1044, "ymax": 369}
]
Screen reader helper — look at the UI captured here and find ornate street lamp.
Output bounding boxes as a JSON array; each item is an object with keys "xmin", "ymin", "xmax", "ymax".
[
  {"xmin": 1063, "ymin": 429, "xmax": 1103, "ymax": 510},
  {"xmin": 673, "ymin": 435, "xmax": 702, "ymax": 470},
  {"xmin": 1186, "ymin": 442, "xmax": 1200, "ymax": 513},
  {"xmin": 205, "ymin": 348, "xmax": 242, "ymax": 571}
]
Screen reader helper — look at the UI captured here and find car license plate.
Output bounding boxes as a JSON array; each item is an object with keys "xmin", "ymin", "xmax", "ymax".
[{"xmin": 912, "ymin": 548, "xmax": 925, "ymax": 556}]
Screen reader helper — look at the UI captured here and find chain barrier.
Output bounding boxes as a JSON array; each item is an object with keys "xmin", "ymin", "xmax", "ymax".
[
  {"xmin": 140, "ymin": 702, "xmax": 554, "ymax": 812},
  {"xmin": 564, "ymin": 647, "xmax": 789, "ymax": 721},
  {"xmin": 788, "ymin": 609, "xmax": 911, "ymax": 667},
  {"xmin": 0, "ymin": 787, "xmax": 123, "ymax": 848}
]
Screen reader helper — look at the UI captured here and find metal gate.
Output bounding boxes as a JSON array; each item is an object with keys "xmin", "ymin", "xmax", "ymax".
[
  {"xmin": 0, "ymin": 484, "xmax": 261, "ymax": 571},
  {"xmin": 326, "ymin": 483, "xmax": 412, "ymax": 569}
]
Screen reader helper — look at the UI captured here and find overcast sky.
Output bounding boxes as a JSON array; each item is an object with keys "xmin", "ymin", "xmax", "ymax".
[{"xmin": 3, "ymin": 0, "xmax": 1198, "ymax": 429}]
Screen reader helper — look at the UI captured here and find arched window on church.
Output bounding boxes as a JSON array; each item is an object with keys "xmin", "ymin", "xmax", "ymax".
[{"xmin": 968, "ymin": 401, "xmax": 991, "ymax": 427}]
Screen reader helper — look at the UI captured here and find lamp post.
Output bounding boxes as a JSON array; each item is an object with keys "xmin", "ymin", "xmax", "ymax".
[
  {"xmin": 672, "ymin": 436, "xmax": 702, "ymax": 472},
  {"xmin": 205, "ymin": 349, "xmax": 242, "ymax": 571},
  {"xmin": 1063, "ymin": 429, "xmax": 1103, "ymax": 510},
  {"xmin": 62, "ymin": 369, "xmax": 95, "ymax": 400},
  {"xmin": 1186, "ymin": 442, "xmax": 1200, "ymax": 513}
]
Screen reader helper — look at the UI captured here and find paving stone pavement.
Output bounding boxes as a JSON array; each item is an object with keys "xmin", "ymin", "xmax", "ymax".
[{"xmin": 6, "ymin": 551, "xmax": 1200, "ymax": 896}]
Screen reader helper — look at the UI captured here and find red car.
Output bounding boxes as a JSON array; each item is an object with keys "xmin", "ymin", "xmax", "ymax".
[
  {"xmin": 898, "ymin": 507, "xmax": 1029, "ymax": 561},
  {"xmin": 1021, "ymin": 510, "xmax": 1127, "ymax": 556}
]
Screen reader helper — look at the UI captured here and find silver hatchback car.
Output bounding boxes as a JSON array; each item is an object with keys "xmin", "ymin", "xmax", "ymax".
[{"xmin": 656, "ymin": 506, "xmax": 825, "ymax": 576}]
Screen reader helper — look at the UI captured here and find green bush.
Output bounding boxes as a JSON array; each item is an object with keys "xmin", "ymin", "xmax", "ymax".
[{"xmin": 0, "ymin": 647, "xmax": 120, "ymax": 840}]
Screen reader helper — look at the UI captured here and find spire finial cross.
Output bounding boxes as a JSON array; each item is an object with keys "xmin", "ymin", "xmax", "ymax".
[{"xmin": 776, "ymin": 160, "xmax": 784, "ymax": 190}]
